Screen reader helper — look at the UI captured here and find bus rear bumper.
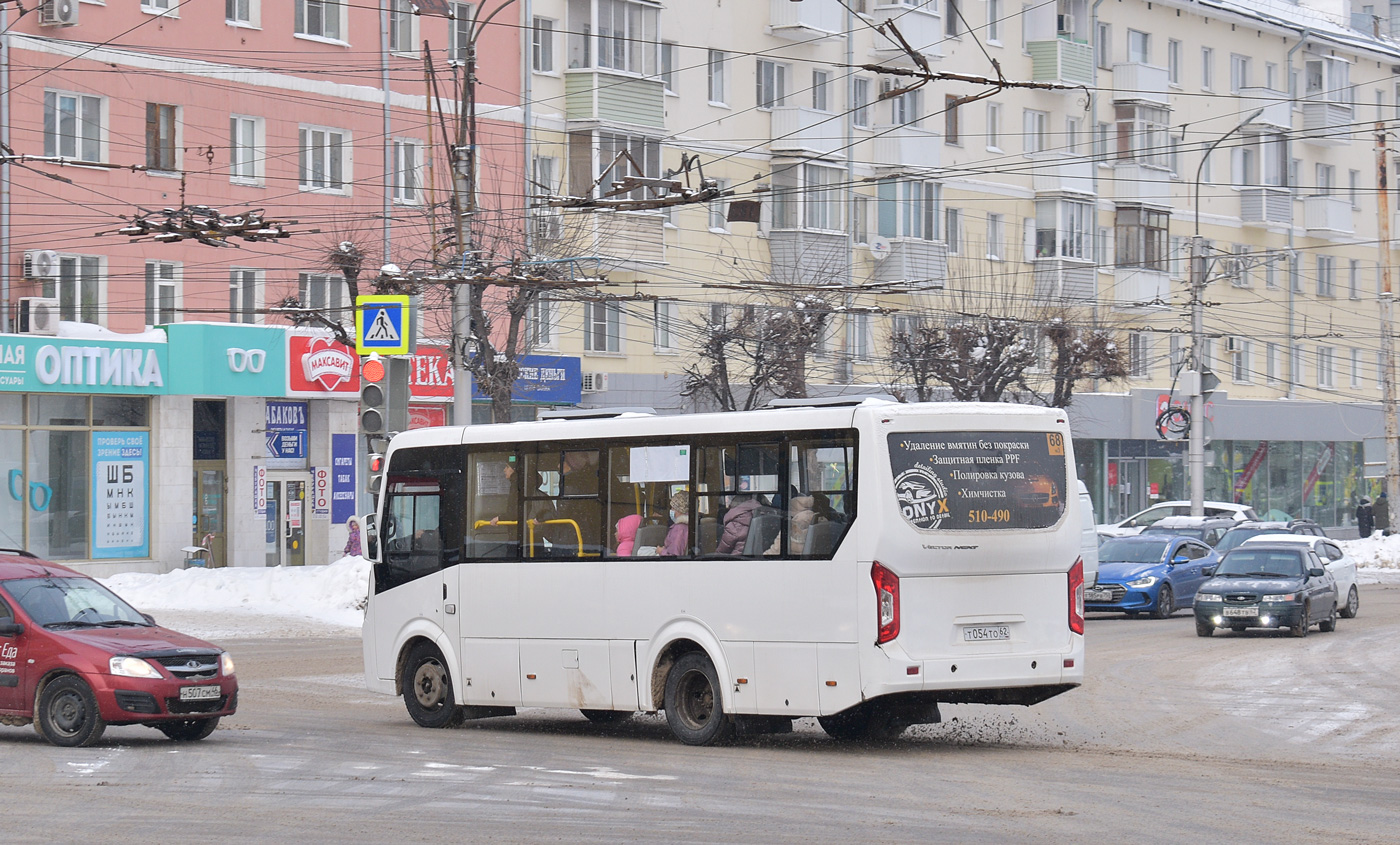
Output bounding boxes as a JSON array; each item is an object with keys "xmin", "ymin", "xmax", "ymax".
[{"xmin": 865, "ymin": 649, "xmax": 1084, "ymax": 705}]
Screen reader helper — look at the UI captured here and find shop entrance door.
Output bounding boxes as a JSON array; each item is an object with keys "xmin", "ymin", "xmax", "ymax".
[
  {"xmin": 192, "ymin": 463, "xmax": 227, "ymax": 567},
  {"xmin": 1110, "ymin": 459, "xmax": 1147, "ymax": 523},
  {"xmin": 264, "ymin": 473, "xmax": 310, "ymax": 567}
]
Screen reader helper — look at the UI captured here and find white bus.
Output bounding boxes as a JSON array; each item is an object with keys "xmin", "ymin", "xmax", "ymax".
[{"xmin": 361, "ymin": 399, "xmax": 1086, "ymax": 745}]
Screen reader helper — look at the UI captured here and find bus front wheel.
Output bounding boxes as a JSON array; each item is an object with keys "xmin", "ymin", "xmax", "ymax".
[
  {"xmin": 402, "ymin": 642, "xmax": 464, "ymax": 729},
  {"xmin": 663, "ymin": 652, "xmax": 734, "ymax": 746}
]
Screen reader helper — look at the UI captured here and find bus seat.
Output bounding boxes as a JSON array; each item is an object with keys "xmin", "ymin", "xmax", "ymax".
[
  {"xmin": 744, "ymin": 511, "xmax": 782, "ymax": 556},
  {"xmin": 803, "ymin": 520, "xmax": 845, "ymax": 558},
  {"xmin": 633, "ymin": 523, "xmax": 668, "ymax": 552},
  {"xmin": 698, "ymin": 517, "xmax": 719, "ymax": 553}
]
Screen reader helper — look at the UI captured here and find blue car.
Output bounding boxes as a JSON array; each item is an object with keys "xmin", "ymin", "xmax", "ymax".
[{"xmin": 1084, "ymin": 534, "xmax": 1219, "ymax": 618}]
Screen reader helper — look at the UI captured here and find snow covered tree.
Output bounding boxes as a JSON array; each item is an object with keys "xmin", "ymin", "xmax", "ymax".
[{"xmin": 1042, "ymin": 317, "xmax": 1128, "ymax": 408}]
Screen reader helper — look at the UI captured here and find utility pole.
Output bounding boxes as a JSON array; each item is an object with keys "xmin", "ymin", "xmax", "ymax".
[
  {"xmin": 450, "ymin": 10, "xmax": 482, "ymax": 428},
  {"xmin": 1188, "ymin": 234, "xmax": 1206, "ymax": 517},
  {"xmin": 1377, "ymin": 128, "xmax": 1400, "ymax": 504}
]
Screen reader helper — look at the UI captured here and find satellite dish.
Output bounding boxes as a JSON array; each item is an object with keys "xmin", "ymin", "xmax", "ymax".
[{"xmin": 868, "ymin": 236, "xmax": 892, "ymax": 261}]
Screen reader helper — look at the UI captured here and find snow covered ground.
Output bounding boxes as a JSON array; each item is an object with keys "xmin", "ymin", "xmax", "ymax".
[{"xmin": 100, "ymin": 539, "xmax": 1400, "ymax": 641}]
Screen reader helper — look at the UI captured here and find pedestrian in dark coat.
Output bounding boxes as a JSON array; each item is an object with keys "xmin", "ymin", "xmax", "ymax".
[
  {"xmin": 1356, "ymin": 498, "xmax": 1375, "ymax": 538},
  {"xmin": 1376, "ymin": 492, "xmax": 1391, "ymax": 535}
]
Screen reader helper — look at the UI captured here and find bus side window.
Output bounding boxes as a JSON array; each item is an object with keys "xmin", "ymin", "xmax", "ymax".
[
  {"xmin": 788, "ymin": 438, "xmax": 855, "ymax": 558},
  {"xmin": 466, "ymin": 451, "xmax": 521, "ymax": 560}
]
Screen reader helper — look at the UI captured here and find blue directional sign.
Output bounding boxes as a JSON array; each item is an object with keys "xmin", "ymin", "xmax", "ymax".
[{"xmin": 355, "ymin": 295, "xmax": 410, "ymax": 355}]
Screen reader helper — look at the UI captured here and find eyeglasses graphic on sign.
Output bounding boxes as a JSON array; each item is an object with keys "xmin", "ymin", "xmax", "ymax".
[{"xmin": 227, "ymin": 348, "xmax": 266, "ymax": 373}]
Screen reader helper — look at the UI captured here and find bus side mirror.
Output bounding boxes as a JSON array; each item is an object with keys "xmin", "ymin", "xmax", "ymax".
[{"xmin": 364, "ymin": 513, "xmax": 379, "ymax": 560}]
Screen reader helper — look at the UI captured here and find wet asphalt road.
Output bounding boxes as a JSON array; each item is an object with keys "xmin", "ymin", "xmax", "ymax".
[{"xmin": 3, "ymin": 586, "xmax": 1399, "ymax": 843}]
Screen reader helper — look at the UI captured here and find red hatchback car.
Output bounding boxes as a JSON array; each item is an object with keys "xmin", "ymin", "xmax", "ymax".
[{"xmin": 0, "ymin": 551, "xmax": 237, "ymax": 747}]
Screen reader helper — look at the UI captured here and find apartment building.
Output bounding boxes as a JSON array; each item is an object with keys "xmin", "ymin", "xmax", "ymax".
[
  {"xmin": 519, "ymin": 0, "xmax": 1400, "ymax": 529},
  {"xmin": 0, "ymin": 0, "xmax": 523, "ymax": 572}
]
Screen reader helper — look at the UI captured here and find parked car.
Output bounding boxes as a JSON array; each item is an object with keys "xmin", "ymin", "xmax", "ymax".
[
  {"xmin": 1193, "ymin": 543, "xmax": 1338, "ymax": 637},
  {"xmin": 1241, "ymin": 534, "xmax": 1359, "ymax": 619},
  {"xmin": 1097, "ymin": 501, "xmax": 1258, "ymax": 539},
  {"xmin": 1078, "ymin": 482, "xmax": 1099, "ymax": 587},
  {"xmin": 0, "ymin": 551, "xmax": 237, "ymax": 747},
  {"xmin": 1085, "ymin": 534, "xmax": 1219, "ymax": 618},
  {"xmin": 1215, "ymin": 519, "xmax": 1328, "ymax": 553},
  {"xmin": 1140, "ymin": 515, "xmax": 1238, "ymax": 547}
]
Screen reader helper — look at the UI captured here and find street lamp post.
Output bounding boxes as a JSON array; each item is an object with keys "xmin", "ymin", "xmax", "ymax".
[{"xmin": 1188, "ymin": 110, "xmax": 1263, "ymax": 515}]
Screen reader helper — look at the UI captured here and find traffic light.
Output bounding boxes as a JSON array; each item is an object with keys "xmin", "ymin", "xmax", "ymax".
[{"xmin": 360, "ymin": 353, "xmax": 388, "ymax": 441}]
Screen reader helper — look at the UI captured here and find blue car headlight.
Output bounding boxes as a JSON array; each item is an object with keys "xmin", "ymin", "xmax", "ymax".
[{"xmin": 1126, "ymin": 575, "xmax": 1158, "ymax": 588}]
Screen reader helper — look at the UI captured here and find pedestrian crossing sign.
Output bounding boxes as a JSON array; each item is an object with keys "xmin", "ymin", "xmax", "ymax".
[{"xmin": 355, "ymin": 295, "xmax": 410, "ymax": 355}]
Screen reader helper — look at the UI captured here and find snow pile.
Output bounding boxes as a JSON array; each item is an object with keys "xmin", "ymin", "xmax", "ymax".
[
  {"xmin": 1339, "ymin": 534, "xmax": 1400, "ymax": 572},
  {"xmin": 103, "ymin": 556, "xmax": 371, "ymax": 631}
]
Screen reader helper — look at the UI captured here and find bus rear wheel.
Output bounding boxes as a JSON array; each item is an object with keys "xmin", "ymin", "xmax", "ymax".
[
  {"xmin": 402, "ymin": 643, "xmax": 464, "ymax": 729},
  {"xmin": 663, "ymin": 652, "xmax": 733, "ymax": 746}
]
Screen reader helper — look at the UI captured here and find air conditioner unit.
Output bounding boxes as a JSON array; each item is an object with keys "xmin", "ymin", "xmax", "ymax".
[
  {"xmin": 581, "ymin": 372, "xmax": 610, "ymax": 393},
  {"xmin": 22, "ymin": 249, "xmax": 59, "ymax": 280},
  {"xmin": 18, "ymin": 297, "xmax": 60, "ymax": 336},
  {"xmin": 1056, "ymin": 14, "xmax": 1075, "ymax": 34},
  {"xmin": 880, "ymin": 77, "xmax": 899, "ymax": 96},
  {"xmin": 39, "ymin": 0, "xmax": 78, "ymax": 26}
]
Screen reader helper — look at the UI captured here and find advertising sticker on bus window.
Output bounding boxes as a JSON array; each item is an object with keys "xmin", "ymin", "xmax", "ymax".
[{"xmin": 887, "ymin": 431, "xmax": 1068, "ymax": 531}]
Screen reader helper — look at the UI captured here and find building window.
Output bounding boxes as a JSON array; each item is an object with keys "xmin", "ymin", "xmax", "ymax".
[
  {"xmin": 584, "ymin": 301, "xmax": 622, "ymax": 353},
  {"xmin": 1115, "ymin": 207, "xmax": 1168, "ymax": 271},
  {"xmin": 811, "ymin": 70, "xmax": 831, "ymax": 112},
  {"xmin": 1023, "ymin": 109, "xmax": 1047, "ymax": 153},
  {"xmin": 1315, "ymin": 163, "xmax": 1335, "ymax": 196},
  {"xmin": 707, "ymin": 50, "xmax": 727, "ymax": 104},
  {"xmin": 1266, "ymin": 342, "xmax": 1279, "ymax": 383},
  {"xmin": 773, "ymin": 163, "xmax": 844, "ymax": 232},
  {"xmin": 1292, "ymin": 344, "xmax": 1305, "ymax": 384},
  {"xmin": 145, "ymin": 260, "xmax": 179, "ymax": 326},
  {"xmin": 1351, "ymin": 347, "xmax": 1364, "ymax": 388},
  {"xmin": 1350, "ymin": 259, "xmax": 1361, "ymax": 299},
  {"xmin": 145, "ymin": 103, "xmax": 177, "ymax": 172},
  {"xmin": 1232, "ymin": 339, "xmax": 1252, "ymax": 382},
  {"xmin": 43, "ymin": 90, "xmax": 102, "ymax": 162},
  {"xmin": 298, "ymin": 125, "xmax": 348, "ymax": 192},
  {"xmin": 449, "ymin": 3, "xmax": 472, "ymax": 64},
  {"xmin": 986, "ymin": 213, "xmax": 1004, "ymax": 260},
  {"xmin": 1169, "ymin": 235, "xmax": 1187, "ymax": 278},
  {"xmin": 229, "ymin": 269, "xmax": 260, "ymax": 323},
  {"xmin": 654, "ymin": 300, "xmax": 679, "ymax": 350},
  {"xmin": 44, "ymin": 255, "xmax": 102, "ymax": 324},
  {"xmin": 1127, "ymin": 30, "xmax": 1149, "ymax": 64},
  {"xmin": 756, "ymin": 59, "xmax": 788, "ymax": 110},
  {"xmin": 1289, "ymin": 253, "xmax": 1302, "ymax": 293},
  {"xmin": 1304, "ymin": 56, "xmax": 1351, "ymax": 104},
  {"xmin": 987, "ymin": 0, "xmax": 1001, "ymax": 42},
  {"xmin": 1167, "ymin": 39, "xmax": 1182, "ymax": 84},
  {"xmin": 891, "ymin": 89, "xmax": 921, "ymax": 125},
  {"xmin": 708, "ymin": 179, "xmax": 730, "ymax": 231},
  {"xmin": 1035, "ymin": 198, "xmax": 1093, "ymax": 260},
  {"xmin": 299, "ymin": 273, "xmax": 346, "ymax": 321},
  {"xmin": 1316, "ymin": 255, "xmax": 1336, "ymax": 297},
  {"xmin": 532, "ymin": 17, "xmax": 555, "ymax": 72},
  {"xmin": 876, "ymin": 178, "xmax": 939, "ymax": 241},
  {"xmin": 945, "ymin": 95, "xmax": 961, "ymax": 145},
  {"xmin": 230, "ymin": 115, "xmax": 261, "ymax": 184},
  {"xmin": 389, "ymin": 0, "xmax": 417, "ymax": 54},
  {"xmin": 1350, "ymin": 168, "xmax": 1361, "ymax": 208},
  {"xmin": 392, "ymin": 139, "xmax": 422, "ymax": 205},
  {"xmin": 661, "ymin": 42, "xmax": 677, "ymax": 94},
  {"xmin": 1317, "ymin": 346, "xmax": 1336, "ymax": 389},
  {"xmin": 226, "ymin": 0, "xmax": 256, "ymax": 26},
  {"xmin": 986, "ymin": 102, "xmax": 1001, "ymax": 150},
  {"xmin": 142, "ymin": 0, "xmax": 173, "ymax": 13},
  {"xmin": 528, "ymin": 297, "xmax": 555, "ymax": 350},
  {"xmin": 852, "ymin": 78, "xmax": 870, "ymax": 128},
  {"xmin": 945, "ymin": 208, "xmax": 962, "ymax": 254},
  {"xmin": 1201, "ymin": 47, "xmax": 1214, "ymax": 91},
  {"xmin": 1229, "ymin": 53, "xmax": 1250, "ymax": 93},
  {"xmin": 531, "ymin": 156, "xmax": 563, "ymax": 240},
  {"xmin": 571, "ymin": 130, "xmax": 661, "ymax": 200},
  {"xmin": 568, "ymin": 0, "xmax": 660, "ymax": 75},
  {"xmin": 1095, "ymin": 22, "xmax": 1111, "ymax": 70},
  {"xmin": 1170, "ymin": 334, "xmax": 1185, "ymax": 370},
  {"xmin": 295, "ymin": 0, "xmax": 343, "ymax": 40},
  {"xmin": 853, "ymin": 195, "xmax": 869, "ymax": 244},
  {"xmin": 1114, "ymin": 104, "xmax": 1170, "ymax": 167},
  {"xmin": 847, "ymin": 313, "xmax": 873, "ymax": 361},
  {"xmin": 1129, "ymin": 333, "xmax": 1150, "ymax": 377}
]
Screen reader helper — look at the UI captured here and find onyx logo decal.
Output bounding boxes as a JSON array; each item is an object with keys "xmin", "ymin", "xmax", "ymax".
[{"xmin": 894, "ymin": 464, "xmax": 950, "ymax": 529}]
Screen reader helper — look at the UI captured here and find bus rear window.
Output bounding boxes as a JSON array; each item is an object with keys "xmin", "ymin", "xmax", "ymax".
[{"xmin": 887, "ymin": 431, "xmax": 1068, "ymax": 531}]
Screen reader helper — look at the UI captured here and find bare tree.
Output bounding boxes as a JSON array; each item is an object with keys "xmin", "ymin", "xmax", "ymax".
[{"xmin": 1042, "ymin": 316, "xmax": 1128, "ymax": 408}]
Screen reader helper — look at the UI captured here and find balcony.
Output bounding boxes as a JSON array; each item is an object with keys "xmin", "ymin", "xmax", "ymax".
[
  {"xmin": 1032, "ymin": 260, "xmax": 1096, "ymax": 302},
  {"xmin": 564, "ymin": 211, "xmax": 666, "ymax": 269},
  {"xmin": 1303, "ymin": 195, "xmax": 1354, "ymax": 237},
  {"xmin": 871, "ymin": 123, "xmax": 941, "ymax": 171},
  {"xmin": 769, "ymin": 0, "xmax": 844, "ymax": 39},
  {"xmin": 1237, "ymin": 87, "xmax": 1292, "ymax": 133},
  {"xmin": 1030, "ymin": 154, "xmax": 1095, "ymax": 196},
  {"xmin": 1112, "ymin": 63, "xmax": 1171, "ymax": 106},
  {"xmin": 1027, "ymin": 38, "xmax": 1093, "ymax": 86},
  {"xmin": 870, "ymin": 238, "xmax": 948, "ymax": 287},
  {"xmin": 1239, "ymin": 186, "xmax": 1294, "ymax": 227},
  {"xmin": 769, "ymin": 230, "xmax": 850, "ymax": 286},
  {"xmin": 1112, "ymin": 161, "xmax": 1172, "ymax": 207},
  {"xmin": 565, "ymin": 71, "xmax": 664, "ymax": 129},
  {"xmin": 1301, "ymin": 99, "xmax": 1353, "ymax": 147},
  {"xmin": 1113, "ymin": 267, "xmax": 1171, "ymax": 309},
  {"xmin": 869, "ymin": 4, "xmax": 942, "ymax": 64},
  {"xmin": 770, "ymin": 106, "xmax": 844, "ymax": 159}
]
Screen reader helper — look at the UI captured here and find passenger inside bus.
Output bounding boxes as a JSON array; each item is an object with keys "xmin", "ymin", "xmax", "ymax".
[
  {"xmin": 662, "ymin": 491, "xmax": 689, "ymax": 557},
  {"xmin": 614, "ymin": 514, "xmax": 641, "ymax": 556}
]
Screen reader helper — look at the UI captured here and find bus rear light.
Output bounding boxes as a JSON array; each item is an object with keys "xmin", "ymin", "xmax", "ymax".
[
  {"xmin": 1068, "ymin": 556, "xmax": 1085, "ymax": 635},
  {"xmin": 872, "ymin": 561, "xmax": 900, "ymax": 645}
]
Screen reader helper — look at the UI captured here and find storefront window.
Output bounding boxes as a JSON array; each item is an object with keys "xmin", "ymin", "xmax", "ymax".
[
  {"xmin": 29, "ymin": 394, "xmax": 87, "ymax": 426},
  {"xmin": 28, "ymin": 430, "xmax": 88, "ymax": 561}
]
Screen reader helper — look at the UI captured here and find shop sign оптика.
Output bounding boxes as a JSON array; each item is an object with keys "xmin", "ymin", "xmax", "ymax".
[{"xmin": 0, "ymin": 335, "xmax": 167, "ymax": 394}]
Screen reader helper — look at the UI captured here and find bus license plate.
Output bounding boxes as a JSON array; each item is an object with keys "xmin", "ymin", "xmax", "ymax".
[
  {"xmin": 963, "ymin": 625, "xmax": 1010, "ymax": 642},
  {"xmin": 1223, "ymin": 606, "xmax": 1258, "ymax": 618},
  {"xmin": 179, "ymin": 685, "xmax": 221, "ymax": 702}
]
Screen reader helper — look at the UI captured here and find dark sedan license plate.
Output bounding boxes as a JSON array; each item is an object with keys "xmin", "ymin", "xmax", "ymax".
[
  {"xmin": 1222, "ymin": 606, "xmax": 1258, "ymax": 618},
  {"xmin": 1085, "ymin": 589, "xmax": 1113, "ymax": 602},
  {"xmin": 963, "ymin": 625, "xmax": 1010, "ymax": 642},
  {"xmin": 179, "ymin": 685, "xmax": 221, "ymax": 702}
]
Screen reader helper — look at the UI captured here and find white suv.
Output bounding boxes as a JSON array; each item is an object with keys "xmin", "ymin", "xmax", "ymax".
[{"xmin": 1097, "ymin": 501, "xmax": 1258, "ymax": 539}]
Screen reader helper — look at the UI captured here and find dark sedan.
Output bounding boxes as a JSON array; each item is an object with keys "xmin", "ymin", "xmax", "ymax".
[{"xmin": 1193, "ymin": 543, "xmax": 1338, "ymax": 638}]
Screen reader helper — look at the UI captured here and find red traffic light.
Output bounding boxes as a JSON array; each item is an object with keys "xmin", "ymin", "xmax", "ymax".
[{"xmin": 362, "ymin": 353, "xmax": 385, "ymax": 383}]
